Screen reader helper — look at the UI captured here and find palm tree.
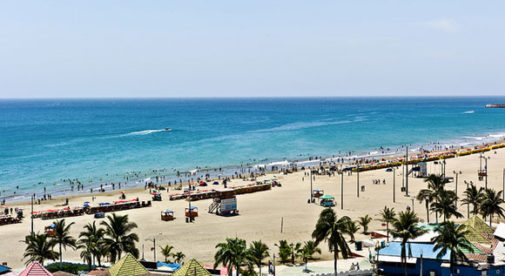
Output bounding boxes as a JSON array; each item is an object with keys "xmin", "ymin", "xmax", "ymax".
[
  {"xmin": 246, "ymin": 240, "xmax": 269, "ymax": 276},
  {"xmin": 347, "ymin": 221, "xmax": 360, "ymax": 242},
  {"xmin": 78, "ymin": 221, "xmax": 104, "ymax": 269},
  {"xmin": 52, "ymin": 219, "xmax": 77, "ymax": 270},
  {"xmin": 462, "ymin": 184, "xmax": 484, "ymax": 216},
  {"xmin": 173, "ymin": 251, "xmax": 185, "ymax": 264},
  {"xmin": 432, "ymin": 221, "xmax": 473, "ymax": 275},
  {"xmin": 288, "ymin": 242, "xmax": 302, "ymax": 265},
  {"xmin": 300, "ymin": 241, "xmax": 321, "ymax": 271},
  {"xmin": 312, "ymin": 208, "xmax": 353, "ymax": 276},
  {"xmin": 480, "ymin": 188, "xmax": 505, "ymax": 227},
  {"xmin": 430, "ymin": 190, "xmax": 462, "ymax": 222},
  {"xmin": 100, "ymin": 213, "xmax": 139, "ymax": 262},
  {"xmin": 160, "ymin": 245, "xmax": 175, "ymax": 262},
  {"xmin": 23, "ymin": 234, "xmax": 59, "ymax": 265},
  {"xmin": 358, "ymin": 215, "xmax": 372, "ymax": 234},
  {"xmin": 214, "ymin": 238, "xmax": 248, "ymax": 276},
  {"xmin": 424, "ymin": 174, "xmax": 449, "ymax": 224},
  {"xmin": 379, "ymin": 206, "xmax": 396, "ymax": 242},
  {"xmin": 275, "ymin": 240, "xmax": 291, "ymax": 264},
  {"xmin": 416, "ymin": 189, "xmax": 434, "ymax": 223},
  {"xmin": 391, "ymin": 211, "xmax": 426, "ymax": 276}
]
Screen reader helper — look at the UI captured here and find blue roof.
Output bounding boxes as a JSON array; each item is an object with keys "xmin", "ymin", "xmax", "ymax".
[
  {"xmin": 379, "ymin": 242, "xmax": 450, "ymax": 260},
  {"xmin": 0, "ymin": 264, "xmax": 11, "ymax": 274},
  {"xmin": 157, "ymin": 261, "xmax": 182, "ymax": 271}
]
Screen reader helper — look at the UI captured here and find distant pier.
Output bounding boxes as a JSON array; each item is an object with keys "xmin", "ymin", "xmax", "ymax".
[{"xmin": 486, "ymin": 104, "xmax": 505, "ymax": 108}]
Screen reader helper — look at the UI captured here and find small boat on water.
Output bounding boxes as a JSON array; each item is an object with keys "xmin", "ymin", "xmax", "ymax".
[
  {"xmin": 486, "ymin": 104, "xmax": 505, "ymax": 108},
  {"xmin": 164, "ymin": 128, "xmax": 172, "ymax": 131}
]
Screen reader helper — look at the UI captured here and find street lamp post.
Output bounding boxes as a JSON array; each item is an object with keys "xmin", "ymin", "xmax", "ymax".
[
  {"xmin": 453, "ymin": 170, "xmax": 462, "ymax": 208},
  {"xmin": 464, "ymin": 180, "xmax": 472, "ymax": 218}
]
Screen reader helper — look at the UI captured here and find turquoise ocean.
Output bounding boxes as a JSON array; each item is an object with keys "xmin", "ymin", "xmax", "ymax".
[{"xmin": 1, "ymin": 97, "xmax": 505, "ymax": 200}]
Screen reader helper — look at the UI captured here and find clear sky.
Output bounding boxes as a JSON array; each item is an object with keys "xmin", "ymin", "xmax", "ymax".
[{"xmin": 1, "ymin": 1, "xmax": 504, "ymax": 98}]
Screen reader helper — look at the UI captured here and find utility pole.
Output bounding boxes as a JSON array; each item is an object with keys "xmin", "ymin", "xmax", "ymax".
[
  {"xmin": 480, "ymin": 153, "xmax": 483, "ymax": 171},
  {"xmin": 310, "ymin": 170, "xmax": 313, "ymax": 203},
  {"xmin": 453, "ymin": 171, "xmax": 462, "ymax": 208},
  {"xmin": 392, "ymin": 167, "xmax": 396, "ymax": 203},
  {"xmin": 464, "ymin": 181, "xmax": 471, "ymax": 218},
  {"xmin": 188, "ymin": 182, "xmax": 192, "ymax": 222},
  {"xmin": 503, "ymin": 169, "xmax": 505, "ymax": 201},
  {"xmin": 153, "ymin": 238, "xmax": 157, "ymax": 262},
  {"xmin": 357, "ymin": 161, "xmax": 360, "ymax": 198},
  {"xmin": 31, "ymin": 194, "xmax": 34, "ymax": 236},
  {"xmin": 340, "ymin": 170, "xmax": 344, "ymax": 210},
  {"xmin": 485, "ymin": 157, "xmax": 488, "ymax": 189},
  {"xmin": 405, "ymin": 146, "xmax": 409, "ymax": 196}
]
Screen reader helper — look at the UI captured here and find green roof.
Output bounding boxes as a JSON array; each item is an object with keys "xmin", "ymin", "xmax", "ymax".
[
  {"xmin": 459, "ymin": 241, "xmax": 485, "ymax": 255},
  {"xmin": 172, "ymin": 259, "xmax": 211, "ymax": 276},
  {"xmin": 108, "ymin": 253, "xmax": 149, "ymax": 276},
  {"xmin": 459, "ymin": 216, "xmax": 493, "ymax": 243},
  {"xmin": 462, "ymin": 216, "xmax": 494, "ymax": 234}
]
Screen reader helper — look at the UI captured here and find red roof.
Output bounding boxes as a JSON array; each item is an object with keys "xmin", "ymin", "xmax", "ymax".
[{"xmin": 18, "ymin": 262, "xmax": 53, "ymax": 276}]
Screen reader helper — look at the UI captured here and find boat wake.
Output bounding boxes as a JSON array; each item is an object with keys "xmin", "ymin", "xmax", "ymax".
[
  {"xmin": 122, "ymin": 128, "xmax": 171, "ymax": 136},
  {"xmin": 463, "ymin": 110, "xmax": 475, "ymax": 114}
]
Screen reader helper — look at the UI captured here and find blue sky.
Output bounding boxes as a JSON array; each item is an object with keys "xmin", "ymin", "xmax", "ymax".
[{"xmin": 0, "ymin": 1, "xmax": 504, "ymax": 98}]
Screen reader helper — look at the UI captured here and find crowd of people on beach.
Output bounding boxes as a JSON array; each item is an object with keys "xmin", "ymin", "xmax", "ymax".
[{"xmin": 0, "ymin": 139, "xmax": 495, "ymax": 206}]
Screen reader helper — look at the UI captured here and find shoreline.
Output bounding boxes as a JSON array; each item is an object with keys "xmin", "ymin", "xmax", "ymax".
[
  {"xmin": 3, "ymin": 129, "xmax": 505, "ymax": 204},
  {"xmin": 5, "ymin": 134, "xmax": 505, "ymax": 207}
]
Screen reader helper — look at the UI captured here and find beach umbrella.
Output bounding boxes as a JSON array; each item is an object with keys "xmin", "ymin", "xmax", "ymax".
[{"xmin": 320, "ymin": 194, "xmax": 334, "ymax": 199}]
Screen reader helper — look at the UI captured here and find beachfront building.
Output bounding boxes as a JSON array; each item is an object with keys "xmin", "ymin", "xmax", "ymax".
[
  {"xmin": 377, "ymin": 216, "xmax": 505, "ymax": 276},
  {"xmin": 17, "ymin": 262, "xmax": 53, "ymax": 276}
]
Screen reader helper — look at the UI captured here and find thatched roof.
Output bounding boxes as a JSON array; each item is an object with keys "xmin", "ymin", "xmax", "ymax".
[{"xmin": 172, "ymin": 259, "xmax": 211, "ymax": 276}]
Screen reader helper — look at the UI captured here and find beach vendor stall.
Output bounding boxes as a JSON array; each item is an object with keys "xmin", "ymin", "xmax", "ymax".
[
  {"xmin": 319, "ymin": 194, "xmax": 335, "ymax": 207},
  {"xmin": 161, "ymin": 209, "xmax": 175, "ymax": 221},
  {"xmin": 185, "ymin": 206, "xmax": 198, "ymax": 218},
  {"xmin": 45, "ymin": 224, "xmax": 56, "ymax": 237},
  {"xmin": 152, "ymin": 192, "xmax": 162, "ymax": 201},
  {"xmin": 312, "ymin": 189, "xmax": 324, "ymax": 198}
]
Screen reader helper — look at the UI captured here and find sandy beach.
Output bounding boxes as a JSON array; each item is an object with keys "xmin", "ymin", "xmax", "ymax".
[{"xmin": 2, "ymin": 146, "xmax": 505, "ymax": 270}]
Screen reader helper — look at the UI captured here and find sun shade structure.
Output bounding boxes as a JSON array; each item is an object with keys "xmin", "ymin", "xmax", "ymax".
[
  {"xmin": 18, "ymin": 262, "xmax": 53, "ymax": 276},
  {"xmin": 108, "ymin": 253, "xmax": 149, "ymax": 276},
  {"xmin": 172, "ymin": 259, "xmax": 211, "ymax": 276},
  {"xmin": 319, "ymin": 194, "xmax": 334, "ymax": 199}
]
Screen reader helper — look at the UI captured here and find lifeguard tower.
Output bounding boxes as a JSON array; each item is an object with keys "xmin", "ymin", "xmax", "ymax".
[{"xmin": 209, "ymin": 188, "xmax": 239, "ymax": 216}]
